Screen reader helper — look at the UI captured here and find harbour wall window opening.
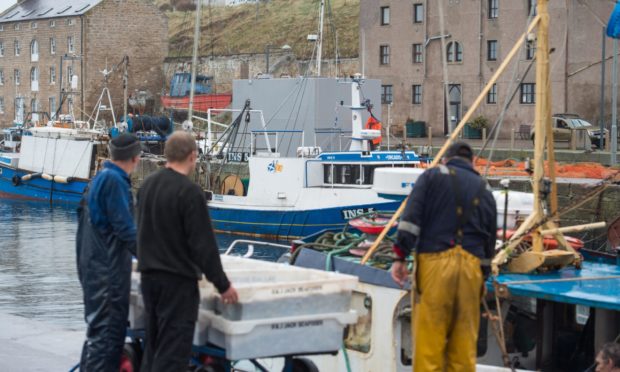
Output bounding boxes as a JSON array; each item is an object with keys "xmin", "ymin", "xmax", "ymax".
[
  {"xmin": 381, "ymin": 6, "xmax": 390, "ymax": 26},
  {"xmin": 487, "ymin": 40, "xmax": 497, "ymax": 61},
  {"xmin": 413, "ymin": 3, "xmax": 423, "ymax": 23},
  {"xmin": 380, "ymin": 45, "xmax": 390, "ymax": 65},
  {"xmin": 381, "ymin": 85, "xmax": 393, "ymax": 104},
  {"xmin": 412, "ymin": 85, "xmax": 422, "ymax": 104},
  {"xmin": 0, "ymin": 41, "xmax": 4, "ymax": 57},
  {"xmin": 520, "ymin": 83, "xmax": 535, "ymax": 104},
  {"xmin": 413, "ymin": 43, "xmax": 423, "ymax": 63},
  {"xmin": 14, "ymin": 40, "xmax": 20, "ymax": 56},
  {"xmin": 50, "ymin": 38, "xmax": 56, "ymax": 55},
  {"xmin": 488, "ymin": 0, "xmax": 498, "ymax": 19},
  {"xmin": 487, "ymin": 83, "xmax": 497, "ymax": 104}
]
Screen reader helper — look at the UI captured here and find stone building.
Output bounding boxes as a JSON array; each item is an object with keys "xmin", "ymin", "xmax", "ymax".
[
  {"xmin": 0, "ymin": 0, "xmax": 168, "ymax": 126},
  {"xmin": 360, "ymin": 0, "xmax": 615, "ymax": 138}
]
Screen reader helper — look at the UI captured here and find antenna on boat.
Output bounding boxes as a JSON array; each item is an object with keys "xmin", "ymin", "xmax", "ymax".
[
  {"xmin": 316, "ymin": 0, "xmax": 325, "ymax": 77},
  {"xmin": 184, "ymin": 0, "xmax": 202, "ymax": 132}
]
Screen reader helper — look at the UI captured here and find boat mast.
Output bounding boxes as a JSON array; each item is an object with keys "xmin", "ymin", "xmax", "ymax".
[
  {"xmin": 316, "ymin": 0, "xmax": 325, "ymax": 77},
  {"xmin": 187, "ymin": 0, "xmax": 202, "ymax": 127}
]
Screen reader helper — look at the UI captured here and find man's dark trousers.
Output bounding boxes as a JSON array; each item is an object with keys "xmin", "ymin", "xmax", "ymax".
[{"xmin": 140, "ymin": 271, "xmax": 199, "ymax": 372}]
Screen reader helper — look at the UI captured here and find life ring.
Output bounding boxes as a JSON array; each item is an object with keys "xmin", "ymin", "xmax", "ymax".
[{"xmin": 12, "ymin": 175, "xmax": 21, "ymax": 186}]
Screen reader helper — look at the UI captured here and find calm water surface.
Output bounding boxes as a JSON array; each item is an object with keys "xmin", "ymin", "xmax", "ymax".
[{"xmin": 0, "ymin": 200, "xmax": 287, "ymax": 330}]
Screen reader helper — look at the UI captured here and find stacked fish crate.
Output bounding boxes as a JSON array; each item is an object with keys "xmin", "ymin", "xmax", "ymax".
[{"xmin": 130, "ymin": 256, "xmax": 358, "ymax": 360}]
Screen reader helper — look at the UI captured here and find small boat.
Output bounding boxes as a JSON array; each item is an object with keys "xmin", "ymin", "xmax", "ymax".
[{"xmin": 161, "ymin": 73, "xmax": 232, "ymax": 113}]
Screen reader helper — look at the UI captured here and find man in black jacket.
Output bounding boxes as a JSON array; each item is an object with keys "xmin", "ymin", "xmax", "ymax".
[
  {"xmin": 137, "ymin": 131, "xmax": 238, "ymax": 372},
  {"xmin": 391, "ymin": 141, "xmax": 496, "ymax": 372}
]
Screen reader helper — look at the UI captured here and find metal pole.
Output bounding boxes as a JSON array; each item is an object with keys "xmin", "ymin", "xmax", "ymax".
[
  {"xmin": 188, "ymin": 0, "xmax": 202, "ymax": 122},
  {"xmin": 316, "ymin": 0, "xmax": 325, "ymax": 76},
  {"xmin": 600, "ymin": 27, "xmax": 606, "ymax": 149},
  {"xmin": 387, "ymin": 103, "xmax": 391, "ymax": 150},
  {"xmin": 612, "ymin": 38, "xmax": 618, "ymax": 166},
  {"xmin": 265, "ymin": 46, "xmax": 270, "ymax": 74}
]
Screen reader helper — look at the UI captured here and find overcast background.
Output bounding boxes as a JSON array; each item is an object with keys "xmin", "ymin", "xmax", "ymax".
[{"xmin": 0, "ymin": 0, "xmax": 16, "ymax": 14}]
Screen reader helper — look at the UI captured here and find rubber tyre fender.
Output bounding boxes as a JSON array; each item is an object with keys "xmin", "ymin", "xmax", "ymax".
[
  {"xmin": 12, "ymin": 175, "xmax": 20, "ymax": 186},
  {"xmin": 290, "ymin": 358, "xmax": 319, "ymax": 372}
]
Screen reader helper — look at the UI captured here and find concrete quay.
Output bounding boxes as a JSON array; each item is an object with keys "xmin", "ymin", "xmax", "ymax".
[{"xmin": 0, "ymin": 313, "xmax": 84, "ymax": 372}]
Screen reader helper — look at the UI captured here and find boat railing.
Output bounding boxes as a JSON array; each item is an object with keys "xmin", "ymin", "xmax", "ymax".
[
  {"xmin": 224, "ymin": 239, "xmax": 291, "ymax": 258},
  {"xmin": 250, "ymin": 130, "xmax": 304, "ymax": 155}
]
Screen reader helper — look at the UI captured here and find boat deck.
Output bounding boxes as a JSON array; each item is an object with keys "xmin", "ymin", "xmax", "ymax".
[{"xmin": 492, "ymin": 261, "xmax": 620, "ymax": 310}]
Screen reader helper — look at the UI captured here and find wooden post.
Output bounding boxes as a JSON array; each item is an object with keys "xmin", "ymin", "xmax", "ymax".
[{"xmin": 606, "ymin": 131, "xmax": 611, "ymax": 151}]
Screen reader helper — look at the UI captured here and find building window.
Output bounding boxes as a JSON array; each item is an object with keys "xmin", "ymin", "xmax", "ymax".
[
  {"xmin": 380, "ymin": 6, "xmax": 390, "ymax": 25},
  {"xmin": 487, "ymin": 40, "xmax": 497, "ymax": 61},
  {"xmin": 31, "ymin": 22, "xmax": 37, "ymax": 29},
  {"xmin": 380, "ymin": 45, "xmax": 390, "ymax": 65},
  {"xmin": 50, "ymin": 20, "xmax": 56, "ymax": 28},
  {"xmin": 0, "ymin": 97, "xmax": 4, "ymax": 114},
  {"xmin": 14, "ymin": 40, "xmax": 20, "ymax": 56},
  {"xmin": 412, "ymin": 84, "xmax": 422, "ymax": 104},
  {"xmin": 412, "ymin": 43, "xmax": 423, "ymax": 63},
  {"xmin": 528, "ymin": 0, "xmax": 537, "ymax": 16},
  {"xmin": 520, "ymin": 83, "xmax": 535, "ymax": 104},
  {"xmin": 30, "ymin": 40, "xmax": 39, "ymax": 62},
  {"xmin": 50, "ymin": 67, "xmax": 56, "ymax": 84},
  {"xmin": 49, "ymin": 97, "xmax": 56, "ymax": 118},
  {"xmin": 0, "ymin": 25, "xmax": 3, "ymax": 32},
  {"xmin": 0, "ymin": 41, "xmax": 4, "ymax": 57},
  {"xmin": 413, "ymin": 3, "xmax": 424, "ymax": 23},
  {"xmin": 30, "ymin": 67, "xmax": 39, "ymax": 91},
  {"xmin": 14, "ymin": 69, "xmax": 20, "ymax": 85},
  {"xmin": 381, "ymin": 85, "xmax": 393, "ymax": 104},
  {"xmin": 526, "ymin": 40, "xmax": 536, "ymax": 60},
  {"xmin": 14, "ymin": 23, "xmax": 20, "ymax": 31},
  {"xmin": 31, "ymin": 98, "xmax": 38, "ymax": 114},
  {"xmin": 67, "ymin": 36, "xmax": 75, "ymax": 53},
  {"xmin": 447, "ymin": 41, "xmax": 463, "ymax": 63},
  {"xmin": 488, "ymin": 0, "xmax": 498, "ymax": 19},
  {"xmin": 50, "ymin": 38, "xmax": 56, "ymax": 54},
  {"xmin": 487, "ymin": 83, "xmax": 497, "ymax": 104},
  {"xmin": 67, "ymin": 18, "xmax": 75, "ymax": 26},
  {"xmin": 0, "ymin": 69, "xmax": 4, "ymax": 85}
]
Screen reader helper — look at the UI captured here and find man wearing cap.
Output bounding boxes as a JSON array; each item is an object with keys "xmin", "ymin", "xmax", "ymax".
[
  {"xmin": 76, "ymin": 133, "xmax": 142, "ymax": 372},
  {"xmin": 391, "ymin": 141, "xmax": 497, "ymax": 371}
]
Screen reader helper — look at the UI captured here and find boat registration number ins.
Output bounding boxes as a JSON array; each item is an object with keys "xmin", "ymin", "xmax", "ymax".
[{"xmin": 341, "ymin": 207, "xmax": 375, "ymax": 220}]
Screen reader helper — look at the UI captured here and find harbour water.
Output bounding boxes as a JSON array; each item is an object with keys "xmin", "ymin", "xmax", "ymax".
[{"xmin": 0, "ymin": 200, "xmax": 287, "ymax": 331}]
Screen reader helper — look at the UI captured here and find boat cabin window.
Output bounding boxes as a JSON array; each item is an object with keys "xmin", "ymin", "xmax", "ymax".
[{"xmin": 324, "ymin": 164, "xmax": 363, "ymax": 185}]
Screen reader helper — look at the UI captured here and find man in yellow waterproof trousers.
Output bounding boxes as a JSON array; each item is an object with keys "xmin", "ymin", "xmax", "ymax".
[{"xmin": 391, "ymin": 142, "xmax": 497, "ymax": 372}]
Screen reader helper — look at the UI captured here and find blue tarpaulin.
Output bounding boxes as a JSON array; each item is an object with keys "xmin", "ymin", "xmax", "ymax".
[{"xmin": 607, "ymin": 3, "xmax": 620, "ymax": 38}]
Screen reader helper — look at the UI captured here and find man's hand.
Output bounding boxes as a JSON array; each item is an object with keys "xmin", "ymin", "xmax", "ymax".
[
  {"xmin": 221, "ymin": 285, "xmax": 239, "ymax": 304},
  {"xmin": 391, "ymin": 260, "xmax": 410, "ymax": 288}
]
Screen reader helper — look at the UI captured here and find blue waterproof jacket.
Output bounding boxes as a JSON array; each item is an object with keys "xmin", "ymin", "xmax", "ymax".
[
  {"xmin": 76, "ymin": 161, "xmax": 136, "ymax": 372},
  {"xmin": 394, "ymin": 158, "xmax": 497, "ymax": 261}
]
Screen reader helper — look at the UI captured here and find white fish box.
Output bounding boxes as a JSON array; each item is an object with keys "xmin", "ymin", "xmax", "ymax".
[
  {"xmin": 372, "ymin": 167, "xmax": 425, "ymax": 197},
  {"xmin": 493, "ymin": 190, "xmax": 534, "ymax": 229},
  {"xmin": 194, "ymin": 310, "xmax": 357, "ymax": 360}
]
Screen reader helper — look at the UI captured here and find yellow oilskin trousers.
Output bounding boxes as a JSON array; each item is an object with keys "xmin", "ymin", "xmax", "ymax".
[{"xmin": 413, "ymin": 245, "xmax": 483, "ymax": 372}]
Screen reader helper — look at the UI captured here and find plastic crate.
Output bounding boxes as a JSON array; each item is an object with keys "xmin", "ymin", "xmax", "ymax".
[
  {"xmin": 203, "ymin": 266, "xmax": 357, "ymax": 320},
  {"xmin": 194, "ymin": 310, "xmax": 357, "ymax": 360}
]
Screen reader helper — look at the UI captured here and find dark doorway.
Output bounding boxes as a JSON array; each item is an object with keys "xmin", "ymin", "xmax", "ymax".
[{"xmin": 444, "ymin": 84, "xmax": 461, "ymax": 135}]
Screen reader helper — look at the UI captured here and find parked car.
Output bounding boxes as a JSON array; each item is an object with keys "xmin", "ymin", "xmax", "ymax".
[{"xmin": 530, "ymin": 113, "xmax": 607, "ymax": 149}]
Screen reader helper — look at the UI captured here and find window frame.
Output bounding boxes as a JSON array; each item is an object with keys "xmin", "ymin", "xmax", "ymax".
[
  {"xmin": 381, "ymin": 84, "xmax": 393, "ymax": 104},
  {"xmin": 67, "ymin": 36, "xmax": 75, "ymax": 53},
  {"xmin": 528, "ymin": 0, "xmax": 537, "ymax": 16},
  {"xmin": 380, "ymin": 6, "xmax": 390, "ymax": 26},
  {"xmin": 49, "ymin": 66, "xmax": 56, "ymax": 85},
  {"xmin": 447, "ymin": 41, "xmax": 463, "ymax": 63},
  {"xmin": 526, "ymin": 40, "xmax": 536, "ymax": 60},
  {"xmin": 0, "ymin": 97, "xmax": 4, "ymax": 114},
  {"xmin": 413, "ymin": 3, "xmax": 424, "ymax": 23},
  {"xmin": 0, "ymin": 69, "xmax": 4, "ymax": 85},
  {"xmin": 487, "ymin": 40, "xmax": 497, "ymax": 61},
  {"xmin": 520, "ymin": 83, "xmax": 535, "ymax": 104},
  {"xmin": 0, "ymin": 40, "xmax": 4, "ymax": 57},
  {"xmin": 379, "ymin": 44, "xmax": 390, "ymax": 65},
  {"xmin": 412, "ymin": 84, "xmax": 422, "ymax": 105},
  {"xmin": 14, "ymin": 69, "xmax": 20, "ymax": 85},
  {"xmin": 14, "ymin": 39, "xmax": 20, "ymax": 56},
  {"xmin": 49, "ymin": 20, "xmax": 56, "ymax": 28},
  {"xmin": 488, "ymin": 0, "xmax": 499, "ymax": 19},
  {"xmin": 487, "ymin": 83, "xmax": 497, "ymax": 104},
  {"xmin": 412, "ymin": 43, "xmax": 423, "ymax": 64},
  {"xmin": 50, "ymin": 37, "xmax": 56, "ymax": 55}
]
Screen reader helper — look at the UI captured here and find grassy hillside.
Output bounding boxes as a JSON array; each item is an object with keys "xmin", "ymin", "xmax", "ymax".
[{"xmin": 156, "ymin": 0, "xmax": 359, "ymax": 59}]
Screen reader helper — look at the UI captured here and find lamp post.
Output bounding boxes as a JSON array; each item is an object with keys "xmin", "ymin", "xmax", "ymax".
[{"xmin": 265, "ymin": 44, "xmax": 292, "ymax": 75}]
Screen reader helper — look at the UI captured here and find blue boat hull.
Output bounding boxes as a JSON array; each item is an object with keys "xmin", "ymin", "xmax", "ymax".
[
  {"xmin": 209, "ymin": 201, "xmax": 402, "ymax": 240},
  {"xmin": 0, "ymin": 165, "xmax": 88, "ymax": 204}
]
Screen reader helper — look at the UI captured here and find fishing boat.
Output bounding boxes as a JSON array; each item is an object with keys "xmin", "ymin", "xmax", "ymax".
[
  {"xmin": 207, "ymin": 75, "xmax": 425, "ymax": 240},
  {"xmin": 161, "ymin": 73, "xmax": 232, "ymax": 113}
]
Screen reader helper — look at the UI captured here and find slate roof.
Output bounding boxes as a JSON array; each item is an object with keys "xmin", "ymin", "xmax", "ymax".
[{"xmin": 0, "ymin": 0, "xmax": 103, "ymax": 23}]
